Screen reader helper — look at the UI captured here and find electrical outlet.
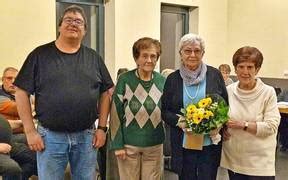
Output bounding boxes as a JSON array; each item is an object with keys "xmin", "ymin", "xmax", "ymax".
[{"xmin": 284, "ymin": 70, "xmax": 288, "ymax": 77}]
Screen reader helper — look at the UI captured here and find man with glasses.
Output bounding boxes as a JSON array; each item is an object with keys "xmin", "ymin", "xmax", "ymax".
[
  {"xmin": 14, "ymin": 5, "xmax": 113, "ymax": 180},
  {"xmin": 0, "ymin": 67, "xmax": 27, "ymax": 142}
]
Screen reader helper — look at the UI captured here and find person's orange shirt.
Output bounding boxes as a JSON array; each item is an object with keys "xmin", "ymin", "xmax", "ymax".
[{"xmin": 0, "ymin": 97, "xmax": 23, "ymax": 133}]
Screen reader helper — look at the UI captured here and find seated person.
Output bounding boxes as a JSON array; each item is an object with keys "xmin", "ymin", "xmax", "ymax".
[
  {"xmin": 277, "ymin": 89, "xmax": 288, "ymax": 151},
  {"xmin": 0, "ymin": 115, "xmax": 37, "ymax": 180},
  {"xmin": 278, "ymin": 89, "xmax": 288, "ymax": 102},
  {"xmin": 161, "ymin": 68, "xmax": 175, "ymax": 79},
  {"xmin": 0, "ymin": 144, "xmax": 22, "ymax": 180},
  {"xmin": 274, "ymin": 87, "xmax": 282, "ymax": 97},
  {"xmin": 0, "ymin": 67, "xmax": 27, "ymax": 143},
  {"xmin": 218, "ymin": 64, "xmax": 234, "ymax": 86}
]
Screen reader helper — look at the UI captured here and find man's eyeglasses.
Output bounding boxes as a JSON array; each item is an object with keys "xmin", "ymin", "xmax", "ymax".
[
  {"xmin": 63, "ymin": 17, "xmax": 84, "ymax": 26},
  {"xmin": 182, "ymin": 49, "xmax": 203, "ymax": 56},
  {"xmin": 3, "ymin": 76, "xmax": 15, "ymax": 81}
]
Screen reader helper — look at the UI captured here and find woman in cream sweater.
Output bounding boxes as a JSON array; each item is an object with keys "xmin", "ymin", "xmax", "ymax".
[{"xmin": 221, "ymin": 46, "xmax": 281, "ymax": 180}]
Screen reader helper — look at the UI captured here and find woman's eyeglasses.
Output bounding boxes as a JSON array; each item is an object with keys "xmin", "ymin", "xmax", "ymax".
[{"xmin": 182, "ymin": 49, "xmax": 203, "ymax": 56}]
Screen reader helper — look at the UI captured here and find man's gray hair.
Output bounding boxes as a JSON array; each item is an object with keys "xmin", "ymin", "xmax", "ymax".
[
  {"xmin": 178, "ymin": 33, "xmax": 205, "ymax": 52},
  {"xmin": 3, "ymin": 67, "xmax": 18, "ymax": 76}
]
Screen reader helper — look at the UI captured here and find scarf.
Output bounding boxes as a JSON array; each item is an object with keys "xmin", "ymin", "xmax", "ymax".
[{"xmin": 179, "ymin": 63, "xmax": 207, "ymax": 86}]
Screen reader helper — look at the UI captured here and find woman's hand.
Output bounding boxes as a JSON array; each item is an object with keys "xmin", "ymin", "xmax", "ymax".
[
  {"xmin": 226, "ymin": 119, "xmax": 257, "ymax": 135},
  {"xmin": 222, "ymin": 126, "xmax": 231, "ymax": 141},
  {"xmin": 209, "ymin": 127, "xmax": 221, "ymax": 136},
  {"xmin": 115, "ymin": 149, "xmax": 126, "ymax": 160},
  {"xmin": 0, "ymin": 143, "xmax": 12, "ymax": 154},
  {"xmin": 176, "ymin": 115, "xmax": 187, "ymax": 130},
  {"xmin": 209, "ymin": 127, "xmax": 222, "ymax": 144},
  {"xmin": 226, "ymin": 120, "xmax": 245, "ymax": 130}
]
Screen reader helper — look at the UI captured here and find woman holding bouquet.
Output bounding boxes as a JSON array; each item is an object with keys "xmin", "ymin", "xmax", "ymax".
[
  {"xmin": 109, "ymin": 37, "xmax": 165, "ymax": 180},
  {"xmin": 161, "ymin": 33, "xmax": 228, "ymax": 180},
  {"xmin": 221, "ymin": 46, "xmax": 280, "ymax": 180}
]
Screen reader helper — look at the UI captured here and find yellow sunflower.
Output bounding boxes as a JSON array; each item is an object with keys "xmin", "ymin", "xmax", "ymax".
[
  {"xmin": 192, "ymin": 111, "xmax": 204, "ymax": 124},
  {"xmin": 203, "ymin": 110, "xmax": 214, "ymax": 119},
  {"xmin": 186, "ymin": 104, "xmax": 197, "ymax": 114},
  {"xmin": 198, "ymin": 97, "xmax": 212, "ymax": 108},
  {"xmin": 186, "ymin": 111, "xmax": 194, "ymax": 120}
]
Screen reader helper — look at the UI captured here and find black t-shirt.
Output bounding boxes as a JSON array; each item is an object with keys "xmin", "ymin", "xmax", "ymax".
[
  {"xmin": 14, "ymin": 41, "xmax": 114, "ymax": 132},
  {"xmin": 0, "ymin": 115, "xmax": 12, "ymax": 143}
]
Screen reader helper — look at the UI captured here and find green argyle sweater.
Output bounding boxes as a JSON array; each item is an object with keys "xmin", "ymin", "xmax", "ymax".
[{"xmin": 109, "ymin": 69, "xmax": 165, "ymax": 150}]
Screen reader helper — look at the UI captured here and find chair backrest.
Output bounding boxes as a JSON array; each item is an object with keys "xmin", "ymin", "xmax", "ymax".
[{"xmin": 274, "ymin": 87, "xmax": 282, "ymax": 96}]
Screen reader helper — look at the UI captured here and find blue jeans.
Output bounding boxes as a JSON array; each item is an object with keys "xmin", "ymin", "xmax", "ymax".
[{"xmin": 37, "ymin": 125, "xmax": 97, "ymax": 180}]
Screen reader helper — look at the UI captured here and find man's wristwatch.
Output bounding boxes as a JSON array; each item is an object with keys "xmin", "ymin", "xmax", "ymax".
[
  {"xmin": 97, "ymin": 125, "xmax": 108, "ymax": 133},
  {"xmin": 243, "ymin": 121, "xmax": 248, "ymax": 131}
]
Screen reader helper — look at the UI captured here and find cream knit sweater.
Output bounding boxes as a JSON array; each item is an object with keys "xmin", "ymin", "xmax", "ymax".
[{"xmin": 221, "ymin": 78, "xmax": 281, "ymax": 176}]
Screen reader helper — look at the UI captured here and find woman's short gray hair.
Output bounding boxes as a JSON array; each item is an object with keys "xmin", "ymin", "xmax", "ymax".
[{"xmin": 178, "ymin": 33, "xmax": 205, "ymax": 52}]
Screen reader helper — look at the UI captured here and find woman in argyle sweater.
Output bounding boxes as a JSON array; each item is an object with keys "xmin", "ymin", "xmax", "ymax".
[{"xmin": 109, "ymin": 37, "xmax": 165, "ymax": 180}]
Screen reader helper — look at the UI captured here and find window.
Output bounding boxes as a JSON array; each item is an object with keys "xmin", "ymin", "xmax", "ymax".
[{"xmin": 56, "ymin": 0, "xmax": 105, "ymax": 57}]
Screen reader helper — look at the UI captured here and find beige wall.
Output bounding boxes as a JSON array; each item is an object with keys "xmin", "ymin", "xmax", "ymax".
[
  {"xmin": 227, "ymin": 0, "xmax": 288, "ymax": 78},
  {"xmin": 105, "ymin": 0, "xmax": 228, "ymax": 80},
  {"xmin": 198, "ymin": 0, "xmax": 228, "ymax": 71},
  {"xmin": 0, "ymin": 0, "xmax": 287, "ymax": 80},
  {"xmin": 105, "ymin": 0, "xmax": 162, "ymax": 80},
  {"xmin": 0, "ymin": 0, "xmax": 56, "ymax": 75}
]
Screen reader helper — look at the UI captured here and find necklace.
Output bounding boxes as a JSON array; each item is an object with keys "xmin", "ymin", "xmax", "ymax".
[
  {"xmin": 136, "ymin": 70, "xmax": 153, "ymax": 88},
  {"xmin": 136, "ymin": 69, "xmax": 153, "ymax": 81},
  {"xmin": 184, "ymin": 83, "xmax": 200, "ymax": 101}
]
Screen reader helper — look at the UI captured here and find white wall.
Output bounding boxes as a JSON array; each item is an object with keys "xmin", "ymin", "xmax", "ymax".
[
  {"xmin": 0, "ymin": 0, "xmax": 56, "ymax": 74},
  {"xmin": 198, "ymin": 0, "xmax": 228, "ymax": 69},
  {"xmin": 105, "ymin": 0, "xmax": 162, "ymax": 80},
  {"xmin": 227, "ymin": 0, "xmax": 288, "ymax": 78},
  {"xmin": 105, "ymin": 0, "xmax": 228, "ymax": 80},
  {"xmin": 1, "ymin": 0, "xmax": 287, "ymax": 80}
]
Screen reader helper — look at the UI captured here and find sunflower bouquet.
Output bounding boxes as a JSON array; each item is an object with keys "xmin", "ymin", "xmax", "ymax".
[{"xmin": 177, "ymin": 94, "xmax": 229, "ymax": 134}]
